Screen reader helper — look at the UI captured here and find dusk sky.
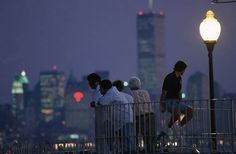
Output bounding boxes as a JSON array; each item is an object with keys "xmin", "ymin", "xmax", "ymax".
[{"xmin": 0, "ymin": 0, "xmax": 236, "ymax": 103}]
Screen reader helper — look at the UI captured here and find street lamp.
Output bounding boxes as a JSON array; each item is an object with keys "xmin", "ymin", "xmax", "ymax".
[{"xmin": 199, "ymin": 10, "xmax": 221, "ymax": 152}]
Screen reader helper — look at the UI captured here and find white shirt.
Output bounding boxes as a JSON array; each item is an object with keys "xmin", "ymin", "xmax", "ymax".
[
  {"xmin": 92, "ymin": 85, "xmax": 102, "ymax": 104},
  {"xmin": 99, "ymin": 87, "xmax": 133, "ymax": 130},
  {"xmin": 131, "ymin": 89, "xmax": 153, "ymax": 115},
  {"xmin": 121, "ymin": 92, "xmax": 133, "ymax": 104}
]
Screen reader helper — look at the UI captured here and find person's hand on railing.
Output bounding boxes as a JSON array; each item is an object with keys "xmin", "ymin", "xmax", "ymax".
[{"xmin": 90, "ymin": 101, "xmax": 96, "ymax": 108}]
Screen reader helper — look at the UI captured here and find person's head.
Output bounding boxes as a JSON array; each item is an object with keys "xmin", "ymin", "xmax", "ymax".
[
  {"xmin": 87, "ymin": 73, "xmax": 101, "ymax": 89},
  {"xmin": 128, "ymin": 76, "xmax": 141, "ymax": 90},
  {"xmin": 113, "ymin": 80, "xmax": 124, "ymax": 92},
  {"xmin": 174, "ymin": 61, "xmax": 187, "ymax": 75},
  {"xmin": 99, "ymin": 79, "xmax": 112, "ymax": 95}
]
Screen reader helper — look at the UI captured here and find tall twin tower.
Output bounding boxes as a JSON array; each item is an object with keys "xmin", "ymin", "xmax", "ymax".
[{"xmin": 136, "ymin": 8, "xmax": 166, "ymax": 100}]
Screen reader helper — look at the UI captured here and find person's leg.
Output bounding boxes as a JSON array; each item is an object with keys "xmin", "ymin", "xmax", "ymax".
[
  {"xmin": 166, "ymin": 100, "xmax": 181, "ymax": 128},
  {"xmin": 179, "ymin": 105, "xmax": 193, "ymax": 127},
  {"xmin": 135, "ymin": 116, "xmax": 141, "ymax": 151},
  {"xmin": 168, "ymin": 112, "xmax": 180, "ymax": 128}
]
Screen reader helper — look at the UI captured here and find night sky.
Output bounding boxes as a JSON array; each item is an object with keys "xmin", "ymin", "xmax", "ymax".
[{"xmin": 0, "ymin": 0, "xmax": 236, "ymax": 103}]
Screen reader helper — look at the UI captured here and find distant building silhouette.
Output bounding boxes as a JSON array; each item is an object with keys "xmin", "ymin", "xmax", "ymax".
[
  {"xmin": 186, "ymin": 71, "xmax": 209, "ymax": 100},
  {"xmin": 0, "ymin": 104, "xmax": 12, "ymax": 144},
  {"xmin": 186, "ymin": 71, "xmax": 224, "ymax": 100},
  {"xmin": 137, "ymin": 11, "xmax": 166, "ymax": 100},
  {"xmin": 223, "ymin": 93, "xmax": 236, "ymax": 99},
  {"xmin": 11, "ymin": 70, "xmax": 29, "ymax": 121},
  {"xmin": 39, "ymin": 67, "xmax": 65, "ymax": 123}
]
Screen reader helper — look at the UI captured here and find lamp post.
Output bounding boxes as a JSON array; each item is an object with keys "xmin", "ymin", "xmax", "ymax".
[{"xmin": 199, "ymin": 10, "xmax": 221, "ymax": 152}]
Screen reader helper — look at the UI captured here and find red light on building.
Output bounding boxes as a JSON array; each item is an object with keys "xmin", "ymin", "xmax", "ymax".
[
  {"xmin": 159, "ymin": 11, "xmax": 165, "ymax": 16},
  {"xmin": 73, "ymin": 91, "xmax": 84, "ymax": 103},
  {"xmin": 52, "ymin": 65, "xmax": 57, "ymax": 70},
  {"xmin": 138, "ymin": 11, "xmax": 144, "ymax": 16}
]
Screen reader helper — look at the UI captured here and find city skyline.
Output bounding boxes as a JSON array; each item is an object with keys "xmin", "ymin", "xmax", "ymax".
[{"xmin": 0, "ymin": 0, "xmax": 236, "ymax": 104}]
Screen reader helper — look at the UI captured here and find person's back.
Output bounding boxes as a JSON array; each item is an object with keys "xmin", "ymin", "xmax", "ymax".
[
  {"xmin": 99, "ymin": 80, "xmax": 131, "ymax": 126},
  {"xmin": 128, "ymin": 76, "xmax": 155, "ymax": 153},
  {"xmin": 99, "ymin": 80, "xmax": 134, "ymax": 153},
  {"xmin": 128, "ymin": 77, "xmax": 153, "ymax": 115},
  {"xmin": 112, "ymin": 80, "xmax": 134, "ymax": 124}
]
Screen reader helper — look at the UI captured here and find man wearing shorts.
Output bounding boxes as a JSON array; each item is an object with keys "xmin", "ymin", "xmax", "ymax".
[{"xmin": 160, "ymin": 61, "xmax": 193, "ymax": 128}]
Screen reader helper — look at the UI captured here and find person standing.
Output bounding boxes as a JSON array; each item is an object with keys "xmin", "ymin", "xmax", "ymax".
[
  {"xmin": 160, "ymin": 60, "xmax": 193, "ymax": 128},
  {"xmin": 128, "ymin": 76, "xmax": 155, "ymax": 153},
  {"xmin": 86, "ymin": 73, "xmax": 102, "ymax": 153}
]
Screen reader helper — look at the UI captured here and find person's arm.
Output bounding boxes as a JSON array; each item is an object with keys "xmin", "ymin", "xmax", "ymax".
[{"xmin": 160, "ymin": 90, "xmax": 167, "ymax": 112}]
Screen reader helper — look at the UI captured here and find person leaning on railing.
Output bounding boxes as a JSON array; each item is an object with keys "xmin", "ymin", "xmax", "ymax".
[
  {"xmin": 99, "ymin": 79, "xmax": 135, "ymax": 153},
  {"xmin": 86, "ymin": 73, "xmax": 102, "ymax": 107},
  {"xmin": 128, "ymin": 76, "xmax": 155, "ymax": 153}
]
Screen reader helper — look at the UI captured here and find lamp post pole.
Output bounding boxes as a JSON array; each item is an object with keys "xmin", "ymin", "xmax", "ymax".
[
  {"xmin": 206, "ymin": 41, "xmax": 217, "ymax": 152},
  {"xmin": 200, "ymin": 10, "xmax": 221, "ymax": 153}
]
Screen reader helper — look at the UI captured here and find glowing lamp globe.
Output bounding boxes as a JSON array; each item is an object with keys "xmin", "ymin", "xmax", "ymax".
[{"xmin": 199, "ymin": 10, "xmax": 221, "ymax": 42}]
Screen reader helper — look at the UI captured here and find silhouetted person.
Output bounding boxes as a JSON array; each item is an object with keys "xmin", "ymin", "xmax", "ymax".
[
  {"xmin": 86, "ymin": 73, "xmax": 102, "ymax": 153},
  {"xmin": 87, "ymin": 73, "xmax": 102, "ymax": 107},
  {"xmin": 160, "ymin": 60, "xmax": 193, "ymax": 128}
]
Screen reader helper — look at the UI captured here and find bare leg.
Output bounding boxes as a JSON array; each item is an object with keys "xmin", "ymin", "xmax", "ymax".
[
  {"xmin": 179, "ymin": 108, "xmax": 193, "ymax": 127},
  {"xmin": 168, "ymin": 113, "xmax": 180, "ymax": 128}
]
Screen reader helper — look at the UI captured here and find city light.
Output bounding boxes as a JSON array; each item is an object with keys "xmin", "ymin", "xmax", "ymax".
[
  {"xmin": 73, "ymin": 91, "xmax": 84, "ymax": 103},
  {"xmin": 138, "ymin": 11, "xmax": 144, "ymax": 16},
  {"xmin": 123, "ymin": 81, "xmax": 128, "ymax": 86},
  {"xmin": 21, "ymin": 70, "xmax": 26, "ymax": 76},
  {"xmin": 181, "ymin": 92, "xmax": 186, "ymax": 99}
]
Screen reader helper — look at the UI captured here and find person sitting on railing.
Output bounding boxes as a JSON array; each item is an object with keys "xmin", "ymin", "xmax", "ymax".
[
  {"xmin": 160, "ymin": 60, "xmax": 193, "ymax": 129},
  {"xmin": 86, "ymin": 73, "xmax": 102, "ymax": 107},
  {"xmin": 128, "ymin": 76, "xmax": 155, "ymax": 153},
  {"xmin": 99, "ymin": 79, "xmax": 135, "ymax": 153}
]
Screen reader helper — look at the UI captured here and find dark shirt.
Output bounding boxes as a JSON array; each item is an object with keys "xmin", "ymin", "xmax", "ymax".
[{"xmin": 162, "ymin": 71, "xmax": 181, "ymax": 100}]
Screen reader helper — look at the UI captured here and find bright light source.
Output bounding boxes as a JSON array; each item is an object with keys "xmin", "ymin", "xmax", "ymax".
[
  {"xmin": 199, "ymin": 10, "xmax": 221, "ymax": 42},
  {"xmin": 182, "ymin": 92, "xmax": 186, "ymax": 99},
  {"xmin": 21, "ymin": 70, "xmax": 26, "ymax": 76},
  {"xmin": 123, "ymin": 81, "xmax": 128, "ymax": 87},
  {"xmin": 69, "ymin": 134, "xmax": 79, "ymax": 139}
]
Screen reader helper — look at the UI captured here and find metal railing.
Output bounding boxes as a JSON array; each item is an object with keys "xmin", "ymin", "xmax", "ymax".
[
  {"xmin": 94, "ymin": 99, "xmax": 236, "ymax": 153},
  {"xmin": 1, "ymin": 99, "xmax": 235, "ymax": 154}
]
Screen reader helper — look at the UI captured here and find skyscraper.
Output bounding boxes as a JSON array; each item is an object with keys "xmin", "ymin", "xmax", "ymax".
[
  {"xmin": 39, "ymin": 67, "xmax": 65, "ymax": 123},
  {"xmin": 186, "ymin": 71, "xmax": 209, "ymax": 100},
  {"xmin": 11, "ymin": 70, "xmax": 29, "ymax": 118},
  {"xmin": 137, "ymin": 11, "xmax": 166, "ymax": 100},
  {"xmin": 186, "ymin": 71, "xmax": 224, "ymax": 100}
]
